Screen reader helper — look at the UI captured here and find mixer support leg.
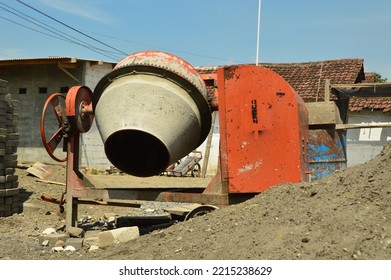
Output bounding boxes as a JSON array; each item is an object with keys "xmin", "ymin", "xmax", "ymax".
[{"xmin": 65, "ymin": 132, "xmax": 81, "ymax": 228}]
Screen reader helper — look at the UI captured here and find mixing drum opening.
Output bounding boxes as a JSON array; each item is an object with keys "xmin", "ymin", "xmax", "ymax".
[{"xmin": 104, "ymin": 130, "xmax": 170, "ymax": 177}]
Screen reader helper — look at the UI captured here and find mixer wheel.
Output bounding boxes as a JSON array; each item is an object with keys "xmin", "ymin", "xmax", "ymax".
[
  {"xmin": 191, "ymin": 163, "xmax": 201, "ymax": 177},
  {"xmin": 40, "ymin": 93, "xmax": 67, "ymax": 162},
  {"xmin": 184, "ymin": 204, "xmax": 219, "ymax": 221}
]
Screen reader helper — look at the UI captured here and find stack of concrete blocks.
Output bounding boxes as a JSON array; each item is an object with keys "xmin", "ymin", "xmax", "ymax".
[{"xmin": 0, "ymin": 79, "xmax": 20, "ymax": 217}]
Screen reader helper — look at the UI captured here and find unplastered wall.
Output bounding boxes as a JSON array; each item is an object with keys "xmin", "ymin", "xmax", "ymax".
[
  {"xmin": 6, "ymin": 63, "xmax": 79, "ymax": 164},
  {"xmin": 80, "ymin": 61, "xmax": 113, "ymax": 169}
]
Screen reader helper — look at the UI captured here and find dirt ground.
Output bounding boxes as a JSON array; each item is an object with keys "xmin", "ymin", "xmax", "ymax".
[{"xmin": 1, "ymin": 141, "xmax": 391, "ymax": 260}]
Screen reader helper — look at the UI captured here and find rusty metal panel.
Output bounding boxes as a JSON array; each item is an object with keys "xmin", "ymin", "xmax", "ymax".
[
  {"xmin": 308, "ymin": 129, "xmax": 347, "ymax": 180},
  {"xmin": 215, "ymin": 65, "xmax": 309, "ymax": 194}
]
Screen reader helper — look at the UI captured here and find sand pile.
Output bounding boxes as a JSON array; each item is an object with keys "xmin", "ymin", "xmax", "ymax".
[{"xmin": 92, "ymin": 141, "xmax": 391, "ymax": 260}]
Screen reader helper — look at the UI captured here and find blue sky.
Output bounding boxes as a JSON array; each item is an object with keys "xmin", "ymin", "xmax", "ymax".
[{"xmin": 1, "ymin": 0, "xmax": 391, "ymax": 79}]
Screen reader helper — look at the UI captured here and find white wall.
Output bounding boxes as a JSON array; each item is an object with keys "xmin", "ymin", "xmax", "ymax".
[
  {"xmin": 195, "ymin": 112, "xmax": 220, "ymax": 176},
  {"xmin": 346, "ymin": 110, "xmax": 391, "ymax": 167}
]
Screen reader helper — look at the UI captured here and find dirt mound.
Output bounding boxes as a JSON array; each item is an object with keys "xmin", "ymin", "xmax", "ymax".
[
  {"xmin": 86, "ymin": 141, "xmax": 391, "ymax": 260},
  {"xmin": 1, "ymin": 142, "xmax": 390, "ymax": 260}
]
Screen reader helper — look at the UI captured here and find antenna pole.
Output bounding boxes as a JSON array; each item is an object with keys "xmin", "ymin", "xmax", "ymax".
[{"xmin": 256, "ymin": 0, "xmax": 262, "ymax": 66}]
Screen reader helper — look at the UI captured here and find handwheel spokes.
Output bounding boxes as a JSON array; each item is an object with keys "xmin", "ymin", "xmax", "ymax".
[
  {"xmin": 50, "ymin": 95, "xmax": 66, "ymax": 126},
  {"xmin": 40, "ymin": 93, "xmax": 67, "ymax": 162},
  {"xmin": 47, "ymin": 127, "xmax": 65, "ymax": 153}
]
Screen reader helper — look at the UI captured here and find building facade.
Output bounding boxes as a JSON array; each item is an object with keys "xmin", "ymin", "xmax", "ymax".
[{"xmin": 0, "ymin": 57, "xmax": 115, "ymax": 167}]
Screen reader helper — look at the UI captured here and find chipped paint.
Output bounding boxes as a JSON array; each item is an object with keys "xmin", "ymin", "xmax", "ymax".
[
  {"xmin": 241, "ymin": 141, "xmax": 249, "ymax": 149},
  {"xmin": 308, "ymin": 129, "xmax": 347, "ymax": 180},
  {"xmin": 237, "ymin": 160, "xmax": 263, "ymax": 175}
]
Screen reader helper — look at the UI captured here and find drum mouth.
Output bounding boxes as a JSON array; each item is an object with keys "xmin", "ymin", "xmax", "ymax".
[{"xmin": 104, "ymin": 129, "xmax": 170, "ymax": 177}]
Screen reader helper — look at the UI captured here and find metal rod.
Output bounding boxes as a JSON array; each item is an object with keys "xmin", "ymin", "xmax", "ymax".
[{"xmin": 256, "ymin": 0, "xmax": 262, "ymax": 66}]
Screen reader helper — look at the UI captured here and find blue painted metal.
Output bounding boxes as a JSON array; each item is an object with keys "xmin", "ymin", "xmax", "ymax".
[{"xmin": 308, "ymin": 128, "xmax": 347, "ymax": 180}]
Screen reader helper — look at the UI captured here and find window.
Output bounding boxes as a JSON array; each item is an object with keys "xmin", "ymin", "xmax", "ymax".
[
  {"xmin": 38, "ymin": 87, "xmax": 47, "ymax": 94},
  {"xmin": 19, "ymin": 88, "xmax": 27, "ymax": 94},
  {"xmin": 359, "ymin": 125, "xmax": 382, "ymax": 141},
  {"xmin": 60, "ymin": 86, "xmax": 69, "ymax": 93}
]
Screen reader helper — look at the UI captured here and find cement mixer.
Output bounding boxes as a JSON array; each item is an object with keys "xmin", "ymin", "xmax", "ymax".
[{"xmin": 40, "ymin": 50, "xmax": 309, "ymax": 227}]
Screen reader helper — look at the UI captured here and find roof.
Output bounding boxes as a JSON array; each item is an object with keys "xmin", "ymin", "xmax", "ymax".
[
  {"xmin": 197, "ymin": 58, "xmax": 365, "ymax": 103},
  {"xmin": 262, "ymin": 59, "xmax": 365, "ymax": 102},
  {"xmin": 349, "ymin": 97, "xmax": 391, "ymax": 112},
  {"xmin": 0, "ymin": 56, "xmax": 116, "ymax": 66},
  {"xmin": 346, "ymin": 72, "xmax": 391, "ymax": 113},
  {"xmin": 363, "ymin": 72, "xmax": 376, "ymax": 83},
  {"xmin": 198, "ymin": 59, "xmax": 391, "ymax": 112}
]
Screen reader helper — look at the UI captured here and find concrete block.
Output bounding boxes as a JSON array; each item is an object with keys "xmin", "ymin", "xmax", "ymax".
[
  {"xmin": 37, "ymin": 233, "xmax": 69, "ymax": 246},
  {"xmin": 65, "ymin": 238, "xmax": 84, "ymax": 251},
  {"xmin": 84, "ymin": 230, "xmax": 100, "ymax": 247},
  {"xmin": 98, "ymin": 227, "xmax": 139, "ymax": 248}
]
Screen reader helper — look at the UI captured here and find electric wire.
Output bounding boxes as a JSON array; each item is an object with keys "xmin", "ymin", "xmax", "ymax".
[
  {"xmin": 2, "ymin": 1, "xmax": 242, "ymax": 64},
  {"xmin": 90, "ymin": 32, "xmax": 246, "ymax": 64},
  {"xmin": 16, "ymin": 0, "xmax": 128, "ymax": 57},
  {"xmin": 0, "ymin": 1, "xmax": 122, "ymax": 60},
  {"xmin": 0, "ymin": 1, "xmax": 123, "ymax": 58},
  {"xmin": 0, "ymin": 14, "xmax": 120, "ymax": 61}
]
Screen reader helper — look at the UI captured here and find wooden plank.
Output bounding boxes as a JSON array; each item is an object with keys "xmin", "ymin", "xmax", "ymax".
[
  {"xmin": 331, "ymin": 83, "xmax": 391, "ymax": 88},
  {"xmin": 336, "ymin": 122, "xmax": 391, "ymax": 130},
  {"xmin": 324, "ymin": 79, "xmax": 331, "ymax": 102},
  {"xmin": 26, "ymin": 162, "xmax": 56, "ymax": 180},
  {"xmin": 36, "ymin": 179, "xmax": 65, "ymax": 186}
]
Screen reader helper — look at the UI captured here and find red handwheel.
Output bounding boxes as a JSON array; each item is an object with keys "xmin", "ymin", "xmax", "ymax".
[{"xmin": 40, "ymin": 93, "xmax": 68, "ymax": 162}]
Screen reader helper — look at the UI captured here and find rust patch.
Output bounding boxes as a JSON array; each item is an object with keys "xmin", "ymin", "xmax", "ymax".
[{"xmin": 224, "ymin": 66, "xmax": 239, "ymax": 80}]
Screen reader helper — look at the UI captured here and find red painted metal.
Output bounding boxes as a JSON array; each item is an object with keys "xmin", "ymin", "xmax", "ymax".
[
  {"xmin": 114, "ymin": 50, "xmax": 206, "ymax": 96},
  {"xmin": 40, "ymin": 93, "xmax": 67, "ymax": 162},
  {"xmin": 208, "ymin": 65, "xmax": 309, "ymax": 194},
  {"xmin": 65, "ymin": 86, "xmax": 94, "ymax": 133}
]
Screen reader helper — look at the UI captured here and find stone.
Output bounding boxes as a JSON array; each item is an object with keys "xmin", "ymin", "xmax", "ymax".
[
  {"xmin": 51, "ymin": 246, "xmax": 64, "ymax": 252},
  {"xmin": 84, "ymin": 230, "xmax": 100, "ymax": 247},
  {"xmin": 37, "ymin": 233, "xmax": 68, "ymax": 246},
  {"xmin": 64, "ymin": 246, "xmax": 76, "ymax": 252},
  {"xmin": 65, "ymin": 238, "xmax": 84, "ymax": 251},
  {"xmin": 42, "ymin": 228, "xmax": 56, "ymax": 235},
  {"xmin": 67, "ymin": 226, "xmax": 85, "ymax": 238},
  {"xmin": 89, "ymin": 245, "xmax": 99, "ymax": 252},
  {"xmin": 54, "ymin": 240, "xmax": 66, "ymax": 247},
  {"xmin": 98, "ymin": 226, "xmax": 139, "ymax": 248}
]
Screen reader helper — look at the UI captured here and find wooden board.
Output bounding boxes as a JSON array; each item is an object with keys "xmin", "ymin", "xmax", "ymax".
[{"xmin": 26, "ymin": 162, "xmax": 56, "ymax": 180}]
